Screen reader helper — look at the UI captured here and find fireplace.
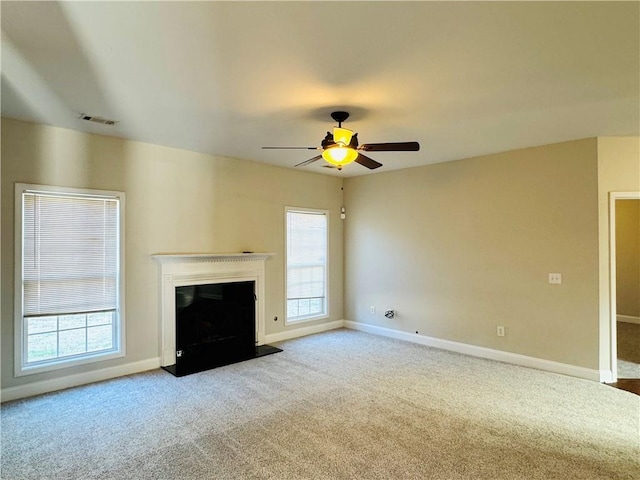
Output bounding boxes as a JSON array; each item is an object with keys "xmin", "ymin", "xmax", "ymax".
[{"xmin": 152, "ymin": 253, "xmax": 281, "ymax": 376}]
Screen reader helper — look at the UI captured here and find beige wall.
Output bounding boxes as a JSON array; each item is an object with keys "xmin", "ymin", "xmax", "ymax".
[
  {"xmin": 344, "ymin": 139, "xmax": 600, "ymax": 369},
  {"xmin": 597, "ymin": 137, "xmax": 640, "ymax": 373},
  {"xmin": 615, "ymin": 200, "xmax": 640, "ymax": 318},
  {"xmin": 1, "ymin": 118, "xmax": 344, "ymax": 389}
]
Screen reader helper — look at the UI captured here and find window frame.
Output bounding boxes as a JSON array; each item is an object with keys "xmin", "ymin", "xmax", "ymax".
[
  {"xmin": 14, "ymin": 183, "xmax": 126, "ymax": 376},
  {"xmin": 284, "ymin": 206, "xmax": 329, "ymax": 325}
]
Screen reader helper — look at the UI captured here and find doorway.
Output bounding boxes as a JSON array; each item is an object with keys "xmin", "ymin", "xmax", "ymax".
[{"xmin": 609, "ymin": 193, "xmax": 640, "ymax": 384}]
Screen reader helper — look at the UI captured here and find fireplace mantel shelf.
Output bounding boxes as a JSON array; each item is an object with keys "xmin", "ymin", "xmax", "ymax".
[{"xmin": 152, "ymin": 253, "xmax": 275, "ymax": 263}]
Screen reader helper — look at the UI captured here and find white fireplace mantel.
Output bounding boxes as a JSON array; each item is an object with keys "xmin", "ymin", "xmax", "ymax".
[{"xmin": 152, "ymin": 253, "xmax": 275, "ymax": 367}]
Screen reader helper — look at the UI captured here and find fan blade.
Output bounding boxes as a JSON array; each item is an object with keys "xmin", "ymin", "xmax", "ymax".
[
  {"xmin": 355, "ymin": 153, "xmax": 383, "ymax": 170},
  {"xmin": 262, "ymin": 146, "xmax": 319, "ymax": 150},
  {"xmin": 294, "ymin": 155, "xmax": 323, "ymax": 167},
  {"xmin": 359, "ymin": 142, "xmax": 420, "ymax": 152}
]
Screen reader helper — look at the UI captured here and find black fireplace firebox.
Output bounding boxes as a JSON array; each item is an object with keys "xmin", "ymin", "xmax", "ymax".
[{"xmin": 162, "ymin": 281, "xmax": 281, "ymax": 377}]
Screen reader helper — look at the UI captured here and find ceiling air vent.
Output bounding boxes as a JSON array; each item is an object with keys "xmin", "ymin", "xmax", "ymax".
[{"xmin": 79, "ymin": 114, "xmax": 118, "ymax": 126}]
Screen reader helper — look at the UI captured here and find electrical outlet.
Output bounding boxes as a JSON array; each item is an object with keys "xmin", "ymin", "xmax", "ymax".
[
  {"xmin": 370, "ymin": 306, "xmax": 375, "ymax": 314},
  {"xmin": 497, "ymin": 325, "xmax": 505, "ymax": 337},
  {"xmin": 548, "ymin": 273, "xmax": 562, "ymax": 284}
]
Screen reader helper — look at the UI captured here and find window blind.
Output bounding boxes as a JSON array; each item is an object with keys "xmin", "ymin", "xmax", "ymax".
[
  {"xmin": 286, "ymin": 210, "xmax": 327, "ymax": 300},
  {"xmin": 23, "ymin": 192, "xmax": 119, "ymax": 317}
]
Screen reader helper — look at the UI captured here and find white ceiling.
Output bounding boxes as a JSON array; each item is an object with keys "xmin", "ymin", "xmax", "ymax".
[{"xmin": 2, "ymin": 1, "xmax": 638, "ymax": 177}]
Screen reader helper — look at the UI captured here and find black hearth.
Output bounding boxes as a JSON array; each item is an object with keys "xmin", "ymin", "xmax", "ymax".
[{"xmin": 162, "ymin": 281, "xmax": 281, "ymax": 377}]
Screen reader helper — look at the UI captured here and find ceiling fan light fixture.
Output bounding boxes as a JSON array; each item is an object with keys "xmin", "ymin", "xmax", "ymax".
[
  {"xmin": 333, "ymin": 127, "xmax": 353, "ymax": 146},
  {"xmin": 322, "ymin": 146, "xmax": 358, "ymax": 166},
  {"xmin": 263, "ymin": 110, "xmax": 418, "ymax": 171}
]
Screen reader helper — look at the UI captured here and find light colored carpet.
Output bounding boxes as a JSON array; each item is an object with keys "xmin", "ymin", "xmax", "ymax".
[
  {"xmin": 618, "ymin": 321, "xmax": 640, "ymax": 379},
  {"xmin": 2, "ymin": 329, "xmax": 639, "ymax": 479}
]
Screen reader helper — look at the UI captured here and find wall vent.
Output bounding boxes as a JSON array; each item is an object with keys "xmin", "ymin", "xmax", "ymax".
[{"xmin": 79, "ymin": 114, "xmax": 118, "ymax": 126}]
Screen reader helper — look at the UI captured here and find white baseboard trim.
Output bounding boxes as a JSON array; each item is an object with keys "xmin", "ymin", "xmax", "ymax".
[
  {"xmin": 617, "ymin": 315, "xmax": 640, "ymax": 325},
  {"xmin": 265, "ymin": 320, "xmax": 345, "ymax": 344},
  {"xmin": 1, "ymin": 357, "xmax": 161, "ymax": 403},
  {"xmin": 344, "ymin": 321, "xmax": 601, "ymax": 382}
]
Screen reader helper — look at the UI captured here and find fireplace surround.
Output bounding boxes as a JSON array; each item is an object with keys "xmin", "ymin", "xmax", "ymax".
[{"xmin": 152, "ymin": 253, "xmax": 279, "ymax": 375}]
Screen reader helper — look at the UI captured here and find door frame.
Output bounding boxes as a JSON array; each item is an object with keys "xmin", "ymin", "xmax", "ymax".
[{"xmin": 609, "ymin": 191, "xmax": 640, "ymax": 382}]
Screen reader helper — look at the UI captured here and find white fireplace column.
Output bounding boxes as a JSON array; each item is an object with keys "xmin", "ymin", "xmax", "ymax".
[{"xmin": 152, "ymin": 253, "xmax": 275, "ymax": 367}]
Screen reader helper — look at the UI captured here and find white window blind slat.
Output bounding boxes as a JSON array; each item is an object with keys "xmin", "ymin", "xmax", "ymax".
[
  {"xmin": 287, "ymin": 266, "xmax": 325, "ymax": 298},
  {"xmin": 23, "ymin": 193, "xmax": 119, "ymax": 317}
]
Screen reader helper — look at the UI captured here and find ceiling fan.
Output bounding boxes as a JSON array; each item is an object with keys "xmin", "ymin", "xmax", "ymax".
[{"xmin": 262, "ymin": 111, "xmax": 420, "ymax": 170}]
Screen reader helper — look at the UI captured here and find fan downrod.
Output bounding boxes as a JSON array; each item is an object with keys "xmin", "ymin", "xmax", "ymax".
[{"xmin": 330, "ymin": 111, "xmax": 349, "ymax": 127}]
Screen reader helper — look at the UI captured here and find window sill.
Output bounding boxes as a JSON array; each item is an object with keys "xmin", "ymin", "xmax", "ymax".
[
  {"xmin": 16, "ymin": 349, "xmax": 125, "ymax": 377},
  {"xmin": 284, "ymin": 314, "xmax": 330, "ymax": 326}
]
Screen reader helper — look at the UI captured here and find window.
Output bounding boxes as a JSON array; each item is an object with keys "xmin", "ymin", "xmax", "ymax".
[
  {"xmin": 15, "ymin": 184, "xmax": 125, "ymax": 375},
  {"xmin": 285, "ymin": 208, "xmax": 328, "ymax": 323}
]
